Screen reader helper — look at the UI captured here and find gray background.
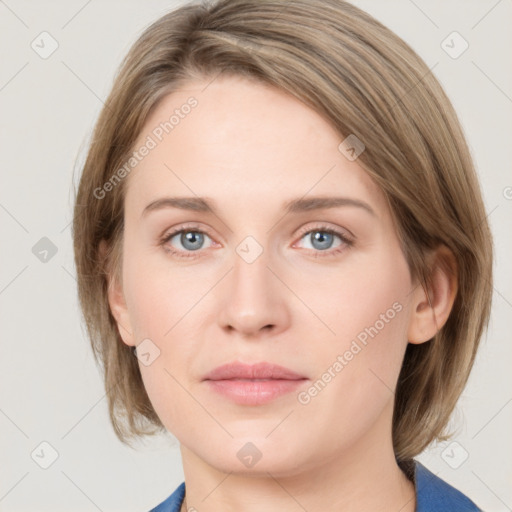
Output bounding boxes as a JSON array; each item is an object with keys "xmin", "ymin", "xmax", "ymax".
[{"xmin": 0, "ymin": 0, "xmax": 511, "ymax": 511}]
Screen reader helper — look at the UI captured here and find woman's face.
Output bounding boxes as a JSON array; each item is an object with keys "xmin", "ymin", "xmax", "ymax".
[{"xmin": 111, "ymin": 74, "xmax": 419, "ymax": 476}]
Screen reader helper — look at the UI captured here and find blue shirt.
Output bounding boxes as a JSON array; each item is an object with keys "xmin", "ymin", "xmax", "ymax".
[{"xmin": 149, "ymin": 460, "xmax": 481, "ymax": 511}]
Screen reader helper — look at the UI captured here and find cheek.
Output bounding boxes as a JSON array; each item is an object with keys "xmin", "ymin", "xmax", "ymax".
[
  {"xmin": 297, "ymin": 248, "xmax": 411, "ymax": 353},
  {"xmin": 292, "ymin": 298, "xmax": 411, "ymax": 463},
  {"xmin": 121, "ymin": 247, "xmax": 213, "ymax": 430},
  {"xmin": 122, "ymin": 237, "xmax": 212, "ymax": 340},
  {"xmin": 295, "ymin": 250, "xmax": 412, "ymax": 414}
]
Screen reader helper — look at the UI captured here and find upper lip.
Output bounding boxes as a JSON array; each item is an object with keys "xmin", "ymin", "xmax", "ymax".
[{"xmin": 203, "ymin": 361, "xmax": 307, "ymax": 381}]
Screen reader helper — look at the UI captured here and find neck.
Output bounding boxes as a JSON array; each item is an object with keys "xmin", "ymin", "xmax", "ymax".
[{"xmin": 178, "ymin": 410, "xmax": 415, "ymax": 512}]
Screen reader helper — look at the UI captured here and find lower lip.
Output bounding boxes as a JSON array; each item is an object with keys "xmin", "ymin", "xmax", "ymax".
[{"xmin": 205, "ymin": 379, "xmax": 307, "ymax": 405}]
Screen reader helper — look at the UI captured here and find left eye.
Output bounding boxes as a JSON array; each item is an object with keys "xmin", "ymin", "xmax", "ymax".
[{"xmin": 296, "ymin": 229, "xmax": 345, "ymax": 252}]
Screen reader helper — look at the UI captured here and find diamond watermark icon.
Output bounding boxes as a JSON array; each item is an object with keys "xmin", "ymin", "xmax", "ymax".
[
  {"xmin": 237, "ymin": 442, "xmax": 263, "ymax": 468},
  {"xmin": 32, "ymin": 237, "xmax": 58, "ymax": 263},
  {"xmin": 135, "ymin": 338, "xmax": 161, "ymax": 366},
  {"xmin": 441, "ymin": 31, "xmax": 469, "ymax": 59},
  {"xmin": 31, "ymin": 441, "xmax": 59, "ymax": 469},
  {"xmin": 441, "ymin": 441, "xmax": 469, "ymax": 469},
  {"xmin": 338, "ymin": 134, "xmax": 365, "ymax": 161},
  {"xmin": 236, "ymin": 236, "xmax": 264, "ymax": 264},
  {"xmin": 31, "ymin": 31, "xmax": 59, "ymax": 59}
]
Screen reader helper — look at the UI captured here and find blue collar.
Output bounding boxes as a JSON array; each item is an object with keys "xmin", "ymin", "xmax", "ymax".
[
  {"xmin": 149, "ymin": 460, "xmax": 481, "ymax": 511},
  {"xmin": 413, "ymin": 461, "xmax": 481, "ymax": 511}
]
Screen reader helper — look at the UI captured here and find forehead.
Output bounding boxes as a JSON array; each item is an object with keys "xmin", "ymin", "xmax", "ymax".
[{"xmin": 125, "ymin": 75, "xmax": 386, "ymax": 217}]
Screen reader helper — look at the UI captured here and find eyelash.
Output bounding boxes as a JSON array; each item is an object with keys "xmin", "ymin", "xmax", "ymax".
[{"xmin": 159, "ymin": 223, "xmax": 354, "ymax": 260}]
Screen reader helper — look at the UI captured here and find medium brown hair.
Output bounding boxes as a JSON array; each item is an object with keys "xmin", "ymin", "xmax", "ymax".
[{"xmin": 72, "ymin": 0, "xmax": 493, "ymax": 460}]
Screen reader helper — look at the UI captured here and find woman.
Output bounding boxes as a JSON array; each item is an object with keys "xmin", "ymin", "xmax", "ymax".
[{"xmin": 72, "ymin": 0, "xmax": 493, "ymax": 510}]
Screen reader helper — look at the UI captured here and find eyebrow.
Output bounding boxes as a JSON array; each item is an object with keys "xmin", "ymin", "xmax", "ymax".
[{"xmin": 141, "ymin": 195, "xmax": 376, "ymax": 218}]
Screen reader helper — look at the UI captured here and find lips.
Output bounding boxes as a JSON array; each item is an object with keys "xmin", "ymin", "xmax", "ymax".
[
  {"xmin": 203, "ymin": 361, "xmax": 306, "ymax": 381},
  {"xmin": 203, "ymin": 361, "xmax": 308, "ymax": 405}
]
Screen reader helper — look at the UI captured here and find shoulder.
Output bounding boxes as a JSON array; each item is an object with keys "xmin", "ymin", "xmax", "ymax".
[
  {"xmin": 149, "ymin": 481, "xmax": 185, "ymax": 512},
  {"xmin": 414, "ymin": 461, "xmax": 482, "ymax": 511}
]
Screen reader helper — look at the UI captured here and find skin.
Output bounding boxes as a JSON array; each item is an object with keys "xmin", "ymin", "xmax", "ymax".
[{"xmin": 106, "ymin": 74, "xmax": 457, "ymax": 512}]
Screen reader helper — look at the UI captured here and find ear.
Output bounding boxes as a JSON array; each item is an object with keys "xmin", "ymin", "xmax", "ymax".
[
  {"xmin": 99, "ymin": 239, "xmax": 136, "ymax": 347},
  {"xmin": 407, "ymin": 245, "xmax": 458, "ymax": 344}
]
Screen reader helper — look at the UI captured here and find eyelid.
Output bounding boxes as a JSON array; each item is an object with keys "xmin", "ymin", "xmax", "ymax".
[{"xmin": 293, "ymin": 222, "xmax": 354, "ymax": 244}]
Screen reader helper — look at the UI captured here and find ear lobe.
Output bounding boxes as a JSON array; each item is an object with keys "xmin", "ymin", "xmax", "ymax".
[
  {"xmin": 99, "ymin": 239, "xmax": 135, "ymax": 347},
  {"xmin": 407, "ymin": 245, "xmax": 458, "ymax": 344}
]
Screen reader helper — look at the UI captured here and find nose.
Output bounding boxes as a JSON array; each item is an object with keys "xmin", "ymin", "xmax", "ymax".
[{"xmin": 216, "ymin": 244, "xmax": 291, "ymax": 337}]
